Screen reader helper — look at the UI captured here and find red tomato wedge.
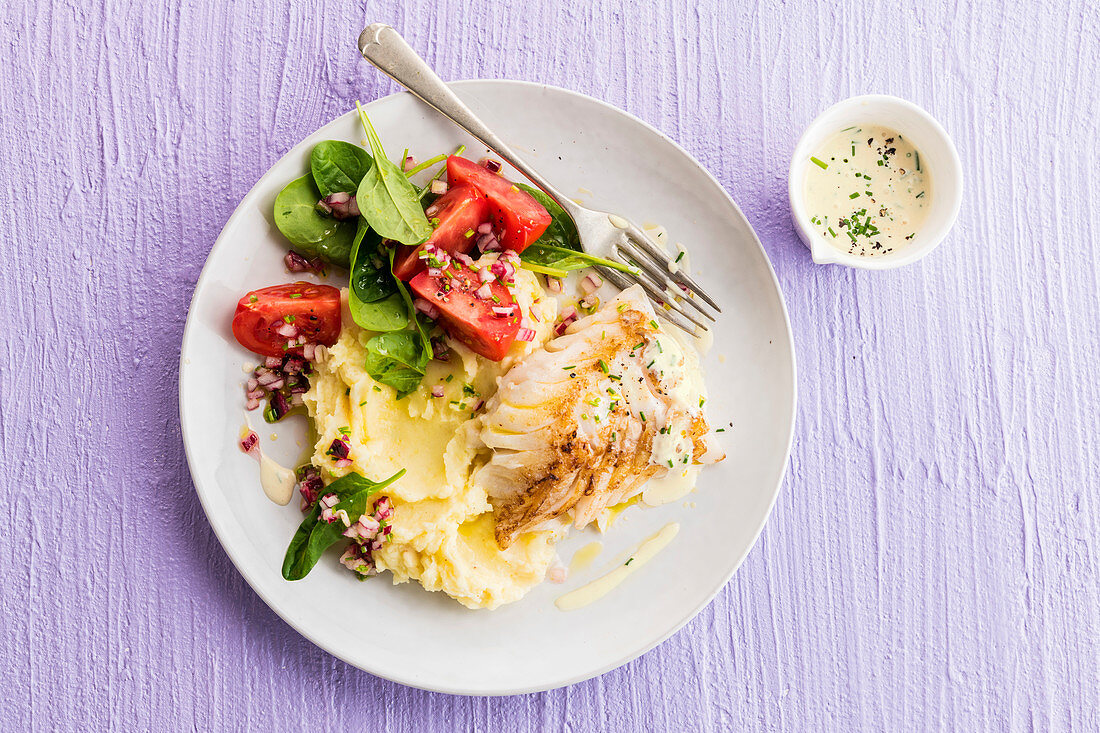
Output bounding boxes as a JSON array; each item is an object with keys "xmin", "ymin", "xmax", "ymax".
[
  {"xmin": 392, "ymin": 185, "xmax": 489, "ymax": 281},
  {"xmin": 231, "ymin": 282, "xmax": 341, "ymax": 357},
  {"xmin": 446, "ymin": 156, "xmax": 551, "ymax": 253},
  {"xmin": 409, "ymin": 263, "xmax": 520, "ymax": 361}
]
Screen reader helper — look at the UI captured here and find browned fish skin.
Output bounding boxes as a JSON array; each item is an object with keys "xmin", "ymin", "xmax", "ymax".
[{"xmin": 476, "ymin": 287, "xmax": 715, "ymax": 549}]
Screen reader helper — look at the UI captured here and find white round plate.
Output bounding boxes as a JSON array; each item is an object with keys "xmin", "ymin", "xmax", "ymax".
[{"xmin": 180, "ymin": 80, "xmax": 795, "ymax": 695}]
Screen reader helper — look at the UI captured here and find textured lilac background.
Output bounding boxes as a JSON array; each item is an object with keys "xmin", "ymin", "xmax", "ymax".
[{"xmin": 2, "ymin": 0, "xmax": 1098, "ymax": 729}]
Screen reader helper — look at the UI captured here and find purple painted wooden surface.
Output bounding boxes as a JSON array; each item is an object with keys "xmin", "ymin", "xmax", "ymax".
[{"xmin": 2, "ymin": 0, "xmax": 1098, "ymax": 729}]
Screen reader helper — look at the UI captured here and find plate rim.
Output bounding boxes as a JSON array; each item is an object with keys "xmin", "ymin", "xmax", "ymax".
[{"xmin": 179, "ymin": 78, "xmax": 797, "ymax": 696}]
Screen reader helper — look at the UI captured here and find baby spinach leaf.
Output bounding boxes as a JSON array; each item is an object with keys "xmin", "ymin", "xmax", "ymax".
[
  {"xmin": 310, "ymin": 140, "xmax": 374, "ymax": 197},
  {"xmin": 349, "ymin": 219, "xmax": 395, "ymax": 304},
  {"xmin": 281, "ymin": 469, "xmax": 406, "ymax": 581},
  {"xmin": 354, "ymin": 102, "xmax": 434, "ymax": 246},
  {"xmin": 273, "ymin": 174, "xmax": 356, "ymax": 266},
  {"xmin": 364, "ymin": 331, "xmax": 428, "ymax": 398},
  {"xmin": 391, "ymin": 254, "xmax": 433, "ymax": 358},
  {"xmin": 516, "ymin": 183, "xmax": 581, "ymax": 251},
  {"xmin": 349, "ymin": 292, "xmax": 408, "ymax": 332},
  {"xmin": 520, "ymin": 242, "xmax": 640, "ymax": 279},
  {"xmin": 347, "ymin": 219, "xmax": 405, "ymax": 332}
]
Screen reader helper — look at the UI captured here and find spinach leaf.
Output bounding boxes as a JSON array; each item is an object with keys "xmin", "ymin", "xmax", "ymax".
[
  {"xmin": 516, "ymin": 183, "xmax": 581, "ymax": 251},
  {"xmin": 520, "ymin": 242, "xmax": 640, "ymax": 279},
  {"xmin": 354, "ymin": 103, "xmax": 434, "ymax": 246},
  {"xmin": 364, "ymin": 331, "xmax": 428, "ymax": 398},
  {"xmin": 273, "ymin": 174, "xmax": 357, "ymax": 266},
  {"xmin": 349, "ymin": 292, "xmax": 408, "ymax": 332},
  {"xmin": 310, "ymin": 140, "xmax": 373, "ymax": 197},
  {"xmin": 364, "ymin": 249, "xmax": 431, "ymax": 397},
  {"xmin": 349, "ymin": 219, "xmax": 395, "ymax": 304},
  {"xmin": 391, "ymin": 251, "xmax": 433, "ymax": 357},
  {"xmin": 281, "ymin": 469, "xmax": 406, "ymax": 581},
  {"xmin": 346, "ymin": 219, "xmax": 407, "ymax": 332}
]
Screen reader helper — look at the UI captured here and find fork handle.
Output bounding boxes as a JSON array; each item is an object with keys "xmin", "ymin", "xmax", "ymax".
[{"xmin": 358, "ymin": 24, "xmax": 578, "ymax": 216}]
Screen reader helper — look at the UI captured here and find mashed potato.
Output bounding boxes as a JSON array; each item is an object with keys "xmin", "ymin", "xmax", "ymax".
[{"xmin": 304, "ymin": 265, "xmax": 559, "ymax": 609}]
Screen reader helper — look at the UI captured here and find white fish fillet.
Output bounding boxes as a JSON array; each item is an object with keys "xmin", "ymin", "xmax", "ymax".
[{"xmin": 474, "ymin": 285, "xmax": 720, "ymax": 548}]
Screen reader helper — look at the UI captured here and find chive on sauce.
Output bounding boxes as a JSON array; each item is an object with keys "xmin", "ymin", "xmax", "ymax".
[{"xmin": 803, "ymin": 125, "xmax": 931, "ymax": 256}]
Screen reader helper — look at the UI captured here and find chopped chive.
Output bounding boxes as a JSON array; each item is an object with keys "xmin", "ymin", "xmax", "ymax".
[
  {"xmin": 563, "ymin": 365, "xmax": 576, "ymax": 370},
  {"xmin": 715, "ymin": 427, "xmax": 725, "ymax": 432},
  {"xmin": 639, "ymin": 412, "xmax": 646, "ymax": 422},
  {"xmin": 646, "ymin": 360, "xmax": 656, "ymax": 369},
  {"xmin": 916, "ymin": 191, "xmax": 925, "ymax": 198},
  {"xmin": 851, "ymin": 144, "xmax": 856, "ymax": 156},
  {"xmin": 675, "ymin": 251, "xmax": 684, "ymax": 263},
  {"xmin": 288, "ymin": 293, "xmax": 302, "ymax": 299},
  {"xmin": 649, "ymin": 320, "xmax": 659, "ymax": 329},
  {"xmin": 849, "ymin": 192, "xmax": 860, "ymax": 199},
  {"xmin": 828, "ymin": 227, "xmax": 837, "ymax": 237},
  {"xmin": 810, "ymin": 156, "xmax": 828, "ymax": 170},
  {"xmin": 249, "ymin": 295, "xmax": 258, "ymax": 303},
  {"xmin": 445, "ymin": 374, "xmax": 453, "ymax": 382},
  {"xmin": 915, "ymin": 151, "xmax": 920, "ymax": 171},
  {"xmin": 464, "ymin": 229, "xmax": 474, "ymax": 238},
  {"xmin": 359, "ymin": 400, "xmax": 367, "ymax": 406},
  {"xmin": 598, "ymin": 359, "xmax": 609, "ymax": 373},
  {"xmin": 609, "ymin": 374, "xmax": 622, "ymax": 381}
]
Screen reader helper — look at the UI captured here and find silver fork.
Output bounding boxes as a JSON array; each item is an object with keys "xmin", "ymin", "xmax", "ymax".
[{"xmin": 357, "ymin": 24, "xmax": 720, "ymax": 332}]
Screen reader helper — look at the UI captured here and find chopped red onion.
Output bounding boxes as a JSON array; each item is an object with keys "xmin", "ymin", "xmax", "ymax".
[
  {"xmin": 427, "ymin": 267, "xmax": 442, "ymax": 278},
  {"xmin": 479, "ymin": 268, "xmax": 495, "ymax": 283},
  {"xmin": 320, "ymin": 494, "xmax": 339, "ymax": 508},
  {"xmin": 256, "ymin": 371, "xmax": 278, "ymax": 387},
  {"xmin": 246, "ymin": 389, "xmax": 264, "ymax": 400},
  {"xmin": 246, "ymin": 378, "xmax": 259, "ymax": 391},
  {"xmin": 431, "ymin": 385, "xmax": 445, "ymax": 398},
  {"xmin": 239, "ymin": 430, "xmax": 259, "ymax": 455},
  {"xmin": 492, "ymin": 305, "xmax": 515, "ymax": 317},
  {"xmin": 477, "ymin": 234, "xmax": 500, "ymax": 252},
  {"xmin": 425, "ymin": 203, "xmax": 440, "ymax": 217},
  {"xmin": 314, "ymin": 199, "xmax": 333, "ymax": 215},
  {"xmin": 245, "ymin": 398, "xmax": 261, "ymax": 411},
  {"xmin": 413, "ymin": 298, "xmax": 439, "ymax": 320},
  {"xmin": 546, "ymin": 277, "xmax": 563, "ymax": 294},
  {"xmin": 302, "ymin": 343, "xmax": 316, "ymax": 361},
  {"xmin": 267, "ymin": 378, "xmax": 284, "ymax": 391},
  {"xmin": 275, "ymin": 322, "xmax": 298, "ymax": 339},
  {"xmin": 284, "ymin": 250, "xmax": 324, "ymax": 274},
  {"xmin": 270, "ymin": 391, "xmax": 290, "ymax": 419},
  {"xmin": 264, "ymin": 356, "xmax": 282, "ymax": 369},
  {"xmin": 479, "ymin": 157, "xmax": 502, "ymax": 173},
  {"xmin": 516, "ymin": 327, "xmax": 535, "ymax": 342},
  {"xmin": 475, "ymin": 283, "xmax": 493, "ymax": 300},
  {"xmin": 431, "ymin": 339, "xmax": 450, "ymax": 361},
  {"xmin": 582, "ymin": 272, "xmax": 603, "ymax": 294},
  {"xmin": 334, "ymin": 458, "xmax": 352, "ymax": 469},
  {"xmin": 320, "ymin": 192, "xmax": 360, "ymax": 220},
  {"xmin": 403, "ymin": 155, "xmax": 417, "ymax": 172},
  {"xmin": 430, "ymin": 179, "xmax": 448, "ymax": 195},
  {"xmin": 476, "ymin": 222, "xmax": 492, "ymax": 235},
  {"xmin": 455, "ymin": 252, "xmax": 475, "ymax": 267}
]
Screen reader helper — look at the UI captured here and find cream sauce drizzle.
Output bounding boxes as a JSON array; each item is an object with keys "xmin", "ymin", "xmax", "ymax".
[
  {"xmin": 259, "ymin": 453, "xmax": 296, "ymax": 506},
  {"xmin": 642, "ymin": 464, "xmax": 699, "ymax": 506},
  {"xmin": 555, "ymin": 523, "xmax": 680, "ymax": 611}
]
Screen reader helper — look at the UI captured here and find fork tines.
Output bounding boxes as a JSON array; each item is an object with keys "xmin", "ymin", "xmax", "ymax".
[{"xmin": 603, "ymin": 223, "xmax": 721, "ymax": 333}]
